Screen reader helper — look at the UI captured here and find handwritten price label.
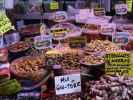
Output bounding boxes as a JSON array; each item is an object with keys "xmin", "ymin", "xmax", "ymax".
[
  {"xmin": 34, "ymin": 35, "xmax": 52, "ymax": 50},
  {"xmin": 50, "ymin": 28, "xmax": 67, "ymax": 40},
  {"xmin": 115, "ymin": 4, "xmax": 128, "ymax": 15},
  {"xmin": 55, "ymin": 74, "xmax": 81, "ymax": 95}
]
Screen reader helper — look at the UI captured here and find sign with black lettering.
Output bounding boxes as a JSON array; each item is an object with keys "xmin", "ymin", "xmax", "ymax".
[
  {"xmin": 94, "ymin": 8, "xmax": 105, "ymax": 16},
  {"xmin": 34, "ymin": 35, "xmax": 52, "ymax": 50},
  {"xmin": 101, "ymin": 23, "xmax": 116, "ymax": 36},
  {"xmin": 115, "ymin": 4, "xmax": 128, "ymax": 15},
  {"xmin": 105, "ymin": 52, "xmax": 130, "ymax": 76},
  {"xmin": 53, "ymin": 11, "xmax": 68, "ymax": 22},
  {"xmin": 69, "ymin": 36, "xmax": 86, "ymax": 48},
  {"xmin": 55, "ymin": 74, "xmax": 81, "ymax": 95},
  {"xmin": 50, "ymin": 28, "xmax": 67, "ymax": 40}
]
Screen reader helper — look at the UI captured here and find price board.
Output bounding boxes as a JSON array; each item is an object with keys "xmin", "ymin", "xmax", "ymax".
[
  {"xmin": 115, "ymin": 4, "xmax": 128, "ymax": 15},
  {"xmin": 34, "ymin": 35, "xmax": 52, "ymax": 50},
  {"xmin": 50, "ymin": 1, "xmax": 59, "ymax": 10},
  {"xmin": 50, "ymin": 28, "xmax": 67, "ymax": 40},
  {"xmin": 101, "ymin": 23, "xmax": 116, "ymax": 36},
  {"xmin": 105, "ymin": 52, "xmax": 130, "ymax": 76},
  {"xmin": 69, "ymin": 36, "xmax": 87, "ymax": 48},
  {"xmin": 112, "ymin": 32, "xmax": 129, "ymax": 45},
  {"xmin": 76, "ymin": 9, "xmax": 94, "ymax": 22},
  {"xmin": 55, "ymin": 74, "xmax": 81, "ymax": 95},
  {"xmin": 94, "ymin": 8, "xmax": 105, "ymax": 16},
  {"xmin": 53, "ymin": 11, "xmax": 68, "ymax": 22}
]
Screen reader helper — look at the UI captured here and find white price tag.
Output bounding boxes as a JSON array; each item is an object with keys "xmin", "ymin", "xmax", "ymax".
[
  {"xmin": 115, "ymin": 4, "xmax": 128, "ymax": 15},
  {"xmin": 76, "ymin": 9, "xmax": 94, "ymax": 23},
  {"xmin": 53, "ymin": 11, "xmax": 68, "ymax": 22},
  {"xmin": 34, "ymin": 35, "xmax": 52, "ymax": 50},
  {"xmin": 55, "ymin": 74, "xmax": 81, "ymax": 95},
  {"xmin": 94, "ymin": 8, "xmax": 105, "ymax": 16},
  {"xmin": 101, "ymin": 23, "xmax": 116, "ymax": 36}
]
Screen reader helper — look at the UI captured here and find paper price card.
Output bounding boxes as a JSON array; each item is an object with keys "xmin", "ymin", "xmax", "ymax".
[
  {"xmin": 94, "ymin": 8, "xmax": 105, "ymax": 16},
  {"xmin": 54, "ymin": 11, "xmax": 68, "ymax": 22},
  {"xmin": 76, "ymin": 9, "xmax": 94, "ymax": 22},
  {"xmin": 126, "ymin": 0, "xmax": 133, "ymax": 12},
  {"xmin": 115, "ymin": 4, "xmax": 128, "ymax": 15},
  {"xmin": 50, "ymin": 28, "xmax": 67, "ymax": 40},
  {"xmin": 34, "ymin": 35, "xmax": 52, "ymax": 50},
  {"xmin": 50, "ymin": 1, "xmax": 59, "ymax": 10},
  {"xmin": 55, "ymin": 74, "xmax": 81, "ymax": 95},
  {"xmin": 112, "ymin": 32, "xmax": 129, "ymax": 45},
  {"xmin": 105, "ymin": 52, "xmax": 130, "ymax": 76},
  {"xmin": 101, "ymin": 23, "xmax": 116, "ymax": 36},
  {"xmin": 69, "ymin": 36, "xmax": 87, "ymax": 48}
]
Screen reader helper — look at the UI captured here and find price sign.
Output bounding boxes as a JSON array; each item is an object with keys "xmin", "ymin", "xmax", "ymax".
[
  {"xmin": 53, "ymin": 11, "xmax": 68, "ymax": 22},
  {"xmin": 101, "ymin": 23, "xmax": 116, "ymax": 36},
  {"xmin": 94, "ymin": 8, "xmax": 105, "ymax": 16},
  {"xmin": 50, "ymin": 1, "xmax": 59, "ymax": 10},
  {"xmin": 112, "ymin": 32, "xmax": 129, "ymax": 45},
  {"xmin": 76, "ymin": 9, "xmax": 94, "ymax": 22},
  {"xmin": 115, "ymin": 4, "xmax": 128, "ymax": 15},
  {"xmin": 5, "ymin": 32, "xmax": 20, "ymax": 46},
  {"xmin": 126, "ymin": 0, "xmax": 133, "ymax": 12},
  {"xmin": 69, "ymin": 36, "xmax": 86, "ymax": 48},
  {"xmin": 81, "ymin": 23, "xmax": 101, "ymax": 34},
  {"xmin": 50, "ymin": 28, "xmax": 67, "ymax": 40},
  {"xmin": 105, "ymin": 52, "xmax": 130, "ymax": 76},
  {"xmin": 55, "ymin": 74, "xmax": 81, "ymax": 95},
  {"xmin": 34, "ymin": 35, "xmax": 52, "ymax": 50}
]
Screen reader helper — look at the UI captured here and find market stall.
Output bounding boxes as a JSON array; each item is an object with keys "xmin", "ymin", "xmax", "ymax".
[{"xmin": 0, "ymin": 0, "xmax": 133, "ymax": 100}]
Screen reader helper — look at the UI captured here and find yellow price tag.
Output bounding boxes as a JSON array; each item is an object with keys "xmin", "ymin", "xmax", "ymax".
[
  {"xmin": 105, "ymin": 52, "xmax": 131, "ymax": 76},
  {"xmin": 50, "ymin": 1, "xmax": 59, "ymax": 10},
  {"xmin": 126, "ymin": 0, "xmax": 133, "ymax": 12}
]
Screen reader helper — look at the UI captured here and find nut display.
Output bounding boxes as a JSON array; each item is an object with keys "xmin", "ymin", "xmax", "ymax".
[
  {"xmin": 61, "ymin": 53, "xmax": 81, "ymax": 70},
  {"xmin": 81, "ymin": 55, "xmax": 104, "ymax": 65},
  {"xmin": 55, "ymin": 93, "xmax": 81, "ymax": 100},
  {"xmin": 85, "ymin": 40, "xmax": 120, "ymax": 53},
  {"xmin": 83, "ymin": 75, "xmax": 133, "ymax": 100},
  {"xmin": 11, "ymin": 56, "xmax": 46, "ymax": 80},
  {"xmin": 20, "ymin": 24, "xmax": 41, "ymax": 35},
  {"xmin": 9, "ymin": 41, "xmax": 30, "ymax": 53}
]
